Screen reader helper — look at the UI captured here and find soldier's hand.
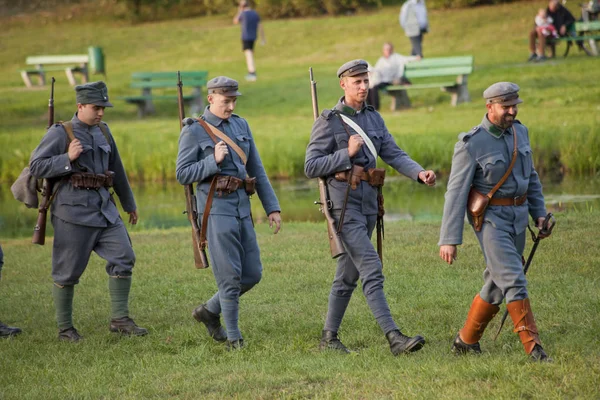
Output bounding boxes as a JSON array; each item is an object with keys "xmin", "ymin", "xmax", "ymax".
[
  {"xmin": 348, "ymin": 135, "xmax": 364, "ymax": 157},
  {"xmin": 268, "ymin": 212, "xmax": 282, "ymax": 234},
  {"xmin": 68, "ymin": 139, "xmax": 83, "ymax": 161},
  {"xmin": 214, "ymin": 141, "xmax": 229, "ymax": 164},
  {"xmin": 439, "ymin": 245, "xmax": 457, "ymax": 265},
  {"xmin": 128, "ymin": 210, "xmax": 138, "ymax": 225},
  {"xmin": 418, "ymin": 170, "xmax": 436, "ymax": 186},
  {"xmin": 536, "ymin": 216, "xmax": 551, "ymax": 239}
]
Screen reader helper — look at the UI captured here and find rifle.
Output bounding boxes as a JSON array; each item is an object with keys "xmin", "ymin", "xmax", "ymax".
[
  {"xmin": 32, "ymin": 77, "xmax": 56, "ymax": 245},
  {"xmin": 309, "ymin": 67, "xmax": 345, "ymax": 259},
  {"xmin": 493, "ymin": 213, "xmax": 556, "ymax": 340},
  {"xmin": 177, "ymin": 71, "xmax": 209, "ymax": 269}
]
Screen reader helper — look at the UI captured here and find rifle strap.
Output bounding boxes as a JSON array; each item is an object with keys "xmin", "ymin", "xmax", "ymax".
[
  {"xmin": 200, "ymin": 175, "xmax": 219, "ymax": 249},
  {"xmin": 484, "ymin": 127, "xmax": 518, "ymax": 199}
]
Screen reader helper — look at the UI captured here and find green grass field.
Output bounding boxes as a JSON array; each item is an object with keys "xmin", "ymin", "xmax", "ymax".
[
  {"xmin": 1, "ymin": 2, "xmax": 600, "ymax": 398},
  {"xmin": 1, "ymin": 212, "xmax": 599, "ymax": 399},
  {"xmin": 0, "ymin": 2, "xmax": 599, "ymax": 182}
]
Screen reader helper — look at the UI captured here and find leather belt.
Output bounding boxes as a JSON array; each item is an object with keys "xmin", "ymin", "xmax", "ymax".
[
  {"xmin": 70, "ymin": 171, "xmax": 114, "ymax": 190},
  {"xmin": 334, "ymin": 170, "xmax": 369, "ymax": 182},
  {"xmin": 489, "ymin": 194, "xmax": 527, "ymax": 206}
]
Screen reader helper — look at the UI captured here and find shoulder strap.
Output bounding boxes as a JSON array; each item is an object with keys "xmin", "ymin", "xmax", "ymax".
[
  {"xmin": 485, "ymin": 127, "xmax": 518, "ymax": 199},
  {"xmin": 195, "ymin": 118, "xmax": 248, "ymax": 165},
  {"xmin": 60, "ymin": 121, "xmax": 75, "ymax": 152},
  {"xmin": 200, "ymin": 176, "xmax": 219, "ymax": 249},
  {"xmin": 97, "ymin": 123, "xmax": 112, "ymax": 145},
  {"xmin": 338, "ymin": 114, "xmax": 378, "ymax": 160}
]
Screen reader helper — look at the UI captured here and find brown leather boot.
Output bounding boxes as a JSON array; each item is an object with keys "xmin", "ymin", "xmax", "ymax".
[
  {"xmin": 507, "ymin": 298, "xmax": 551, "ymax": 361},
  {"xmin": 452, "ymin": 294, "xmax": 499, "ymax": 354}
]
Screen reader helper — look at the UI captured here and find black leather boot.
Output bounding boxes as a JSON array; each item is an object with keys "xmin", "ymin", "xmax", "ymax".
[
  {"xmin": 192, "ymin": 304, "xmax": 227, "ymax": 342},
  {"xmin": 530, "ymin": 344, "xmax": 553, "ymax": 362},
  {"xmin": 109, "ymin": 317, "xmax": 148, "ymax": 336},
  {"xmin": 319, "ymin": 330, "xmax": 350, "ymax": 354},
  {"xmin": 226, "ymin": 338, "xmax": 244, "ymax": 351},
  {"xmin": 451, "ymin": 333, "xmax": 481, "ymax": 354},
  {"xmin": 386, "ymin": 330, "xmax": 425, "ymax": 355},
  {"xmin": 58, "ymin": 327, "xmax": 83, "ymax": 342},
  {"xmin": 0, "ymin": 321, "xmax": 22, "ymax": 338}
]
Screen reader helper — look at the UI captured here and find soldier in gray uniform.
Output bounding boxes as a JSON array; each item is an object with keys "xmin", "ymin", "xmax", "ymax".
[
  {"xmin": 438, "ymin": 82, "xmax": 552, "ymax": 361},
  {"xmin": 0, "ymin": 244, "xmax": 22, "ymax": 337},
  {"xmin": 176, "ymin": 76, "xmax": 281, "ymax": 350},
  {"xmin": 29, "ymin": 81, "xmax": 147, "ymax": 342},
  {"xmin": 305, "ymin": 59, "xmax": 436, "ymax": 356}
]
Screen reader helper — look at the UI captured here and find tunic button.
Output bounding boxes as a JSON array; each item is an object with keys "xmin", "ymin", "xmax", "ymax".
[{"xmin": 65, "ymin": 166, "xmax": 69, "ymax": 170}]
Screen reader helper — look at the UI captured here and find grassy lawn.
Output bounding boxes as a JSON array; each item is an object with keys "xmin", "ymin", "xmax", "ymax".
[
  {"xmin": 0, "ymin": 213, "xmax": 599, "ymax": 398},
  {"xmin": 0, "ymin": 2, "xmax": 599, "ymax": 182}
]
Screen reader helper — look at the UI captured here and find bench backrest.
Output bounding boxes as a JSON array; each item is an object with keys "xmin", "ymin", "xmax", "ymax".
[
  {"xmin": 26, "ymin": 55, "xmax": 89, "ymax": 65},
  {"xmin": 131, "ymin": 71, "xmax": 208, "ymax": 82},
  {"xmin": 405, "ymin": 56, "xmax": 474, "ymax": 79},
  {"xmin": 575, "ymin": 20, "xmax": 600, "ymax": 31}
]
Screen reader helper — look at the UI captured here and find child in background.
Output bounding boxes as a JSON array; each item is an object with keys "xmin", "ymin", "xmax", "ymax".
[{"xmin": 535, "ymin": 8, "xmax": 559, "ymax": 39}]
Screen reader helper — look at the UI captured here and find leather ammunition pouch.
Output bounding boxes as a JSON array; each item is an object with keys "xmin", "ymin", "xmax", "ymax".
[
  {"xmin": 468, "ymin": 188, "xmax": 527, "ymax": 231},
  {"xmin": 334, "ymin": 166, "xmax": 386, "ymax": 190},
  {"xmin": 70, "ymin": 171, "xmax": 114, "ymax": 190},
  {"xmin": 214, "ymin": 175, "xmax": 256, "ymax": 196}
]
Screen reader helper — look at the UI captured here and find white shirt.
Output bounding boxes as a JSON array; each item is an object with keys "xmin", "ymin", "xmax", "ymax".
[{"xmin": 369, "ymin": 53, "xmax": 419, "ymax": 87}]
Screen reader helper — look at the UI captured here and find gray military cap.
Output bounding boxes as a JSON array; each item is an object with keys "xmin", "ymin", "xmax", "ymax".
[
  {"xmin": 207, "ymin": 76, "xmax": 242, "ymax": 96},
  {"xmin": 483, "ymin": 82, "xmax": 523, "ymax": 106},
  {"xmin": 337, "ymin": 59, "xmax": 369, "ymax": 78},
  {"xmin": 75, "ymin": 81, "xmax": 113, "ymax": 107}
]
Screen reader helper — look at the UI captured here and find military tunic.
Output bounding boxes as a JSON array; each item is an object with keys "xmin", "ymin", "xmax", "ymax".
[
  {"xmin": 175, "ymin": 106, "xmax": 280, "ymax": 341},
  {"xmin": 438, "ymin": 115, "xmax": 547, "ymax": 304},
  {"xmin": 29, "ymin": 114, "xmax": 136, "ymax": 285},
  {"xmin": 305, "ymin": 98, "xmax": 425, "ymax": 335}
]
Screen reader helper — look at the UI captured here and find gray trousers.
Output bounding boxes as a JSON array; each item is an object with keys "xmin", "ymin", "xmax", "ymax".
[
  {"xmin": 204, "ymin": 215, "xmax": 262, "ymax": 341},
  {"xmin": 409, "ymin": 34, "xmax": 423, "ymax": 57},
  {"xmin": 474, "ymin": 223, "xmax": 528, "ymax": 305},
  {"xmin": 324, "ymin": 208, "xmax": 398, "ymax": 335},
  {"xmin": 51, "ymin": 215, "xmax": 135, "ymax": 286}
]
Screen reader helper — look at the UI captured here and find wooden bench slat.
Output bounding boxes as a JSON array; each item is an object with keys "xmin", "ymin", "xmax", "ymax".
[
  {"xmin": 406, "ymin": 66, "xmax": 473, "ymax": 79},
  {"xmin": 575, "ymin": 21, "xmax": 600, "ymax": 31},
  {"xmin": 131, "ymin": 71, "xmax": 208, "ymax": 80},
  {"xmin": 130, "ymin": 80, "xmax": 206, "ymax": 89},
  {"xmin": 405, "ymin": 56, "xmax": 474, "ymax": 69},
  {"xmin": 26, "ymin": 55, "xmax": 89, "ymax": 64},
  {"xmin": 386, "ymin": 82, "xmax": 457, "ymax": 91}
]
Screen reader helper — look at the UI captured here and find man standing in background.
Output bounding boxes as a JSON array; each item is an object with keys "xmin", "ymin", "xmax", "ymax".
[
  {"xmin": 399, "ymin": 0, "xmax": 429, "ymax": 58},
  {"xmin": 233, "ymin": 0, "xmax": 265, "ymax": 82}
]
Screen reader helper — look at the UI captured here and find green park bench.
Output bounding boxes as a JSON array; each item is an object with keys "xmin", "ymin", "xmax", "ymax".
[
  {"xmin": 120, "ymin": 71, "xmax": 208, "ymax": 118},
  {"xmin": 20, "ymin": 46, "xmax": 105, "ymax": 88},
  {"xmin": 550, "ymin": 20, "xmax": 600, "ymax": 57},
  {"xmin": 384, "ymin": 56, "xmax": 474, "ymax": 111}
]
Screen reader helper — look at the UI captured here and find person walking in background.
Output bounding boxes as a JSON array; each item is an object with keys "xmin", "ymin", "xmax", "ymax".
[
  {"xmin": 0, "ymin": 244, "xmax": 22, "ymax": 338},
  {"xmin": 176, "ymin": 76, "xmax": 281, "ymax": 350},
  {"xmin": 367, "ymin": 42, "xmax": 420, "ymax": 110},
  {"xmin": 233, "ymin": 0, "xmax": 265, "ymax": 82},
  {"xmin": 439, "ymin": 82, "xmax": 553, "ymax": 362},
  {"xmin": 399, "ymin": 0, "xmax": 429, "ymax": 58},
  {"xmin": 305, "ymin": 59, "xmax": 436, "ymax": 356},
  {"xmin": 29, "ymin": 81, "xmax": 147, "ymax": 342}
]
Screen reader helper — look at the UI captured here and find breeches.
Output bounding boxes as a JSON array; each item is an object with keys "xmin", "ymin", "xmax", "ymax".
[
  {"xmin": 207, "ymin": 215, "xmax": 262, "ymax": 303},
  {"xmin": 51, "ymin": 215, "xmax": 135, "ymax": 286},
  {"xmin": 475, "ymin": 223, "xmax": 528, "ymax": 305},
  {"xmin": 331, "ymin": 208, "xmax": 384, "ymax": 299}
]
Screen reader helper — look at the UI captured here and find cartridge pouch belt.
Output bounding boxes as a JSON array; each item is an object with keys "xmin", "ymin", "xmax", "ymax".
[
  {"xmin": 70, "ymin": 171, "xmax": 115, "ymax": 190},
  {"xmin": 489, "ymin": 194, "xmax": 527, "ymax": 206},
  {"xmin": 214, "ymin": 175, "xmax": 256, "ymax": 196},
  {"xmin": 334, "ymin": 166, "xmax": 386, "ymax": 190}
]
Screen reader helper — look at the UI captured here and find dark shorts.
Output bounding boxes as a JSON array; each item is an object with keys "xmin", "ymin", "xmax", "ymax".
[{"xmin": 242, "ymin": 40, "xmax": 255, "ymax": 51}]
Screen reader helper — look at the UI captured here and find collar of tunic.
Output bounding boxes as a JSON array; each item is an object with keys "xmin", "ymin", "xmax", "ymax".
[
  {"xmin": 336, "ymin": 97, "xmax": 368, "ymax": 116},
  {"xmin": 481, "ymin": 114, "xmax": 512, "ymax": 139},
  {"xmin": 203, "ymin": 106, "xmax": 228, "ymax": 127}
]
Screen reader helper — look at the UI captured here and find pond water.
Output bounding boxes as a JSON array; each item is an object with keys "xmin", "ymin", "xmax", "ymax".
[{"xmin": 1, "ymin": 176, "xmax": 599, "ymax": 239}]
